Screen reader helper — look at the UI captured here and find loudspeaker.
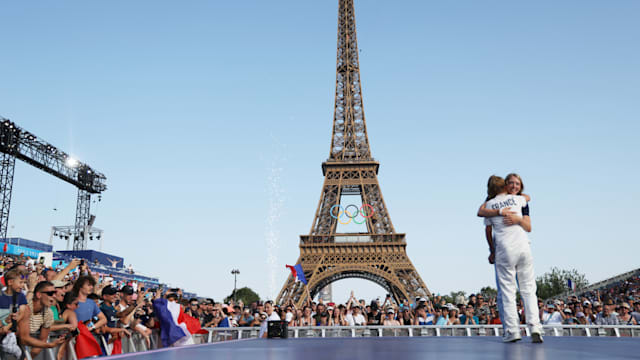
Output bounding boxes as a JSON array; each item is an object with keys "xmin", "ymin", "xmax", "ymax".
[{"xmin": 267, "ymin": 320, "xmax": 288, "ymax": 339}]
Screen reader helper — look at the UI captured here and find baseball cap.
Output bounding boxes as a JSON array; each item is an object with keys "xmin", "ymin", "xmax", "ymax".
[
  {"xmin": 419, "ymin": 297, "xmax": 427, "ymax": 302},
  {"xmin": 547, "ymin": 303, "xmax": 555, "ymax": 309},
  {"xmin": 563, "ymin": 308, "xmax": 572, "ymax": 314},
  {"xmin": 327, "ymin": 306, "xmax": 334, "ymax": 311},
  {"xmin": 387, "ymin": 308, "xmax": 394, "ymax": 314},
  {"xmin": 622, "ymin": 303, "xmax": 631, "ymax": 310},
  {"xmin": 51, "ymin": 280, "xmax": 68, "ymax": 288},
  {"xmin": 102, "ymin": 285, "xmax": 118, "ymax": 296},
  {"xmin": 554, "ymin": 300, "xmax": 562, "ymax": 306},
  {"xmin": 583, "ymin": 300, "xmax": 591, "ymax": 306},
  {"xmin": 576, "ymin": 312, "xmax": 585, "ymax": 318},
  {"xmin": 593, "ymin": 301, "xmax": 601, "ymax": 307},
  {"xmin": 120, "ymin": 285, "xmax": 134, "ymax": 295}
]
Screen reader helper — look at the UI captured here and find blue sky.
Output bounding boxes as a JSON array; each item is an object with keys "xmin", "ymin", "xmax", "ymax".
[{"xmin": 1, "ymin": 0, "xmax": 638, "ymax": 303}]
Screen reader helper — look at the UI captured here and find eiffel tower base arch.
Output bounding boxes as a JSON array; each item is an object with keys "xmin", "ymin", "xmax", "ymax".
[{"xmin": 276, "ymin": 242, "xmax": 430, "ymax": 308}]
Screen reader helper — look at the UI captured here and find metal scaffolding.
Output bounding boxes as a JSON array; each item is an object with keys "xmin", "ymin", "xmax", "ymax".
[{"xmin": 0, "ymin": 117, "xmax": 107, "ymax": 250}]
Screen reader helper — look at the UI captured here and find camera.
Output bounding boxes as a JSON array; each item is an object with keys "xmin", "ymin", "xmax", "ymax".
[
  {"xmin": 80, "ymin": 259, "xmax": 85, "ymax": 266},
  {"xmin": 65, "ymin": 328, "xmax": 80, "ymax": 340}
]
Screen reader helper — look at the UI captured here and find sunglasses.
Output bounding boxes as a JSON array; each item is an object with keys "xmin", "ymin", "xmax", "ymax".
[{"xmin": 41, "ymin": 291, "xmax": 56, "ymax": 296}]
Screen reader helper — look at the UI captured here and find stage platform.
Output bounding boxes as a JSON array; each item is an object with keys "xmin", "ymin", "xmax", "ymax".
[{"xmin": 108, "ymin": 336, "xmax": 639, "ymax": 360}]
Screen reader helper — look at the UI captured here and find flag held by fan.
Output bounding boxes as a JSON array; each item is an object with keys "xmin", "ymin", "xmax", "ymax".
[{"xmin": 286, "ymin": 264, "xmax": 308, "ymax": 285}]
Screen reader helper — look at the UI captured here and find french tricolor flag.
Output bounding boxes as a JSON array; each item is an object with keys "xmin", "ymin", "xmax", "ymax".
[
  {"xmin": 568, "ymin": 279, "xmax": 576, "ymax": 291},
  {"xmin": 286, "ymin": 264, "xmax": 308, "ymax": 285}
]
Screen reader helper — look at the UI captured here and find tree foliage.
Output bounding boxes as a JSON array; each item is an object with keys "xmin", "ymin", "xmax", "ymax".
[
  {"xmin": 536, "ymin": 267, "xmax": 589, "ymax": 299},
  {"xmin": 224, "ymin": 287, "xmax": 260, "ymax": 304},
  {"xmin": 479, "ymin": 286, "xmax": 498, "ymax": 299}
]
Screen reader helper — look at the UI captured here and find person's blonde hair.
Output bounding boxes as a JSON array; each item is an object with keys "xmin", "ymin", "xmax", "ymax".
[
  {"xmin": 486, "ymin": 175, "xmax": 505, "ymax": 200},
  {"xmin": 505, "ymin": 173, "xmax": 524, "ymax": 195}
]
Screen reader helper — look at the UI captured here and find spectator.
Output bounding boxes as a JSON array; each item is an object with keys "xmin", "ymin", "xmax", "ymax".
[
  {"xmin": 17, "ymin": 281, "xmax": 66, "ymax": 358},
  {"xmin": 489, "ymin": 306, "xmax": 502, "ymax": 325},
  {"xmin": 400, "ymin": 308, "xmax": 414, "ymax": 325},
  {"xmin": 201, "ymin": 300, "xmax": 217, "ymax": 327},
  {"xmin": 446, "ymin": 306, "xmax": 460, "ymax": 325},
  {"xmin": 259, "ymin": 301, "xmax": 280, "ymax": 338},
  {"xmin": 0, "ymin": 268, "xmax": 28, "ymax": 358},
  {"xmin": 366, "ymin": 301, "xmax": 382, "ymax": 326},
  {"xmin": 239, "ymin": 307, "xmax": 255, "ymax": 327},
  {"xmin": 413, "ymin": 305, "xmax": 433, "ymax": 325},
  {"xmin": 346, "ymin": 306, "xmax": 366, "ymax": 326},
  {"xmin": 99, "ymin": 286, "xmax": 130, "ymax": 355},
  {"xmin": 542, "ymin": 304, "xmax": 563, "ymax": 325},
  {"xmin": 595, "ymin": 303, "xmax": 619, "ymax": 325},
  {"xmin": 460, "ymin": 304, "xmax": 479, "ymax": 325},
  {"xmin": 617, "ymin": 303, "xmax": 636, "ymax": 325},
  {"xmin": 631, "ymin": 302, "xmax": 640, "ymax": 324},
  {"xmin": 562, "ymin": 309, "xmax": 578, "ymax": 324},
  {"xmin": 383, "ymin": 308, "xmax": 400, "ymax": 326},
  {"xmin": 300, "ymin": 306, "xmax": 313, "ymax": 326},
  {"xmin": 50, "ymin": 280, "xmax": 75, "ymax": 332},
  {"xmin": 434, "ymin": 307, "xmax": 447, "ymax": 325}
]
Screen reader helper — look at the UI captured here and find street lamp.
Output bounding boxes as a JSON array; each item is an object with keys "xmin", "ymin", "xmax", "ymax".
[{"xmin": 231, "ymin": 269, "xmax": 240, "ymax": 302}]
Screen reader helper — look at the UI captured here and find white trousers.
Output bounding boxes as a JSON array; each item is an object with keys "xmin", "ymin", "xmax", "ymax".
[{"xmin": 495, "ymin": 240, "xmax": 542, "ymax": 334}]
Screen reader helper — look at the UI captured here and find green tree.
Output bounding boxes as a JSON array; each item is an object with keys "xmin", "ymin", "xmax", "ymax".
[
  {"xmin": 536, "ymin": 267, "xmax": 589, "ymax": 299},
  {"xmin": 224, "ymin": 287, "xmax": 260, "ymax": 305},
  {"xmin": 479, "ymin": 286, "xmax": 497, "ymax": 300}
]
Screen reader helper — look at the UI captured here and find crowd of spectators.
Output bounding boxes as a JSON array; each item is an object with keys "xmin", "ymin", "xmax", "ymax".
[
  {"xmin": 547, "ymin": 274, "xmax": 640, "ymax": 326},
  {"xmin": 1, "ymin": 252, "xmax": 638, "ymax": 358},
  {"xmin": 203, "ymin": 275, "xmax": 640, "ymax": 330},
  {"xmin": 0, "ymin": 254, "xmax": 199, "ymax": 359}
]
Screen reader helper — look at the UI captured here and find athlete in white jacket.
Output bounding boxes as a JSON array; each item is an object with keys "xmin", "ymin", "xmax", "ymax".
[{"xmin": 480, "ymin": 175, "xmax": 543, "ymax": 343}]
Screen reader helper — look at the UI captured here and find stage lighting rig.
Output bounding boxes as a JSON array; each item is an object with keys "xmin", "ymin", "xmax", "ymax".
[{"xmin": 0, "ymin": 116, "xmax": 107, "ymax": 250}]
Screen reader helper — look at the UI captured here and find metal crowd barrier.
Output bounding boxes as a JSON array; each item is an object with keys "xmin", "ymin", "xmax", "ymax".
[
  {"xmin": 205, "ymin": 325, "xmax": 640, "ymax": 340},
  {"xmin": 16, "ymin": 325, "xmax": 640, "ymax": 360}
]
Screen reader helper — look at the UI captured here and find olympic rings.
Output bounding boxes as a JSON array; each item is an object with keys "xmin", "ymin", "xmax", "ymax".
[{"xmin": 329, "ymin": 204, "xmax": 375, "ymax": 225}]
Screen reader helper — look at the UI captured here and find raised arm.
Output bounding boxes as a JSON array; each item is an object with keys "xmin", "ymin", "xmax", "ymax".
[
  {"xmin": 477, "ymin": 202, "xmax": 500, "ymax": 217},
  {"xmin": 53, "ymin": 259, "xmax": 81, "ymax": 281}
]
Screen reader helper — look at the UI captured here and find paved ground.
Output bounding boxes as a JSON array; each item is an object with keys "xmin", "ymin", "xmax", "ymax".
[{"xmin": 109, "ymin": 336, "xmax": 640, "ymax": 360}]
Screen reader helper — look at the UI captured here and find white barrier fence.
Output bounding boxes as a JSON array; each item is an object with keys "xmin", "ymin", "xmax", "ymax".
[{"xmin": 19, "ymin": 325, "xmax": 640, "ymax": 360}]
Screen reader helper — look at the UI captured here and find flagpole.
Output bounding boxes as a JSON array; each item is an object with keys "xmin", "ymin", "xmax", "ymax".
[{"xmin": 305, "ymin": 283, "xmax": 313, "ymax": 306}]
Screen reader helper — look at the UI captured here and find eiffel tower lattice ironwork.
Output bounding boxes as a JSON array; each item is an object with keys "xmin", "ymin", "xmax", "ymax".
[{"xmin": 276, "ymin": 0, "xmax": 430, "ymax": 307}]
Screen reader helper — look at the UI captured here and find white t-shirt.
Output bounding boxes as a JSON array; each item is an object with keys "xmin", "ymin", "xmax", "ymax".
[
  {"xmin": 259, "ymin": 312, "xmax": 281, "ymax": 338},
  {"xmin": 543, "ymin": 311, "xmax": 563, "ymax": 325},
  {"xmin": 285, "ymin": 311, "xmax": 293, "ymax": 322},
  {"xmin": 346, "ymin": 312, "xmax": 366, "ymax": 326},
  {"xmin": 484, "ymin": 194, "xmax": 529, "ymax": 249}
]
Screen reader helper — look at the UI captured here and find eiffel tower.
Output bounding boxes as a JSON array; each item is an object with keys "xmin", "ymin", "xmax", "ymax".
[{"xmin": 276, "ymin": 0, "xmax": 430, "ymax": 307}]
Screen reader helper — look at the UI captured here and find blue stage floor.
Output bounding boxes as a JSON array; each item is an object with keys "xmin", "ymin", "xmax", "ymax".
[{"xmin": 109, "ymin": 337, "xmax": 640, "ymax": 360}]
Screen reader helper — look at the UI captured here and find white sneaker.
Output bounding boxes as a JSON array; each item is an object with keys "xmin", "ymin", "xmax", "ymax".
[
  {"xmin": 531, "ymin": 332, "xmax": 544, "ymax": 343},
  {"xmin": 503, "ymin": 330, "xmax": 522, "ymax": 343}
]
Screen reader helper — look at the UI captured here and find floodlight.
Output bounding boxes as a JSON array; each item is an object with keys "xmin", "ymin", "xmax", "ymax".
[{"xmin": 65, "ymin": 157, "xmax": 79, "ymax": 168}]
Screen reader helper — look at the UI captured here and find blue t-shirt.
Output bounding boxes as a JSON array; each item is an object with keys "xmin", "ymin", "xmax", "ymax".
[
  {"xmin": 435, "ymin": 315, "xmax": 448, "ymax": 325},
  {"xmin": 0, "ymin": 291, "xmax": 28, "ymax": 325},
  {"xmin": 75, "ymin": 299, "xmax": 101, "ymax": 322},
  {"xmin": 459, "ymin": 315, "xmax": 479, "ymax": 324},
  {"xmin": 218, "ymin": 317, "xmax": 230, "ymax": 328},
  {"xmin": 418, "ymin": 313, "xmax": 435, "ymax": 325}
]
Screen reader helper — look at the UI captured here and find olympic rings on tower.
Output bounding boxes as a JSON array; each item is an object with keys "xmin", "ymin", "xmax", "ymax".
[{"xmin": 329, "ymin": 204, "xmax": 375, "ymax": 225}]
